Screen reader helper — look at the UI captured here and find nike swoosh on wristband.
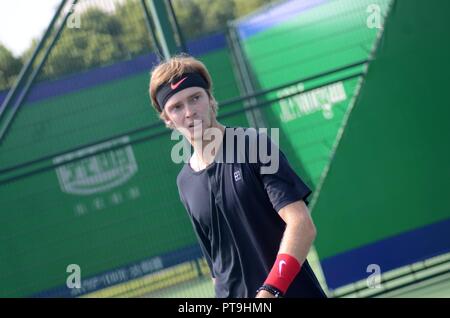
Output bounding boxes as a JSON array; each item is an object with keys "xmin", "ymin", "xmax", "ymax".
[
  {"xmin": 278, "ymin": 260, "xmax": 286, "ymax": 277},
  {"xmin": 171, "ymin": 77, "xmax": 187, "ymax": 90}
]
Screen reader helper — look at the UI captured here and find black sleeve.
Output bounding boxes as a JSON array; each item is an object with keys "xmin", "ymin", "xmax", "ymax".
[
  {"xmin": 254, "ymin": 131, "xmax": 312, "ymax": 212},
  {"xmin": 189, "ymin": 217, "xmax": 215, "ymax": 278},
  {"xmin": 178, "ymin": 188, "xmax": 215, "ymax": 278}
]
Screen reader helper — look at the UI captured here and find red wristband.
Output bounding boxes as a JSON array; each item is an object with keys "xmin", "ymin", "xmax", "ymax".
[{"xmin": 264, "ymin": 253, "xmax": 301, "ymax": 294}]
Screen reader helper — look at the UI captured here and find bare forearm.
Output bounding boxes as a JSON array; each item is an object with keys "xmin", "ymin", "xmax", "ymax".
[
  {"xmin": 278, "ymin": 200, "xmax": 317, "ymax": 264},
  {"xmin": 256, "ymin": 200, "xmax": 316, "ymax": 298},
  {"xmin": 278, "ymin": 217, "xmax": 316, "ymax": 265}
]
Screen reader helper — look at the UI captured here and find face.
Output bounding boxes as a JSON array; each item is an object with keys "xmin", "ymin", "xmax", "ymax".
[{"xmin": 163, "ymin": 87, "xmax": 214, "ymax": 141}]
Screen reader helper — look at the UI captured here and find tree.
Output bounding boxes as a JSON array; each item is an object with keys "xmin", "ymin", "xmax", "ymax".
[
  {"xmin": 17, "ymin": 0, "xmax": 281, "ymax": 82},
  {"xmin": 234, "ymin": 0, "xmax": 277, "ymax": 18},
  {"xmin": 195, "ymin": 0, "xmax": 236, "ymax": 34},
  {"xmin": 172, "ymin": 0, "xmax": 277, "ymax": 39},
  {"xmin": 21, "ymin": 39, "xmax": 39, "ymax": 67},
  {"xmin": 39, "ymin": 8, "xmax": 127, "ymax": 80},
  {"xmin": 172, "ymin": 0, "xmax": 205, "ymax": 39},
  {"xmin": 116, "ymin": 0, "xmax": 154, "ymax": 58},
  {"xmin": 0, "ymin": 43, "xmax": 23, "ymax": 91}
]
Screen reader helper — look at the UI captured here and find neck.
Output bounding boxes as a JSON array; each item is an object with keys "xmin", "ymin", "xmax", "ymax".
[{"xmin": 191, "ymin": 120, "xmax": 226, "ymax": 167}]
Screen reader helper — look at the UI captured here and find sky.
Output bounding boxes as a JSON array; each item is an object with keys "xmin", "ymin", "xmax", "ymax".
[{"xmin": 0, "ymin": 0, "xmax": 61, "ymax": 57}]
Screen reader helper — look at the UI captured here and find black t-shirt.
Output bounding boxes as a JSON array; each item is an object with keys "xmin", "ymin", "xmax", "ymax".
[{"xmin": 177, "ymin": 127, "xmax": 326, "ymax": 298}]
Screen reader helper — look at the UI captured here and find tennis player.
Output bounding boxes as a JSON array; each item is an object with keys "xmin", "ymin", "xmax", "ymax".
[{"xmin": 149, "ymin": 54, "xmax": 326, "ymax": 298}]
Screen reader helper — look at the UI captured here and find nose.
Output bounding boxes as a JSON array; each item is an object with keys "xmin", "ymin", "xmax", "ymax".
[{"xmin": 185, "ymin": 103, "xmax": 196, "ymax": 118}]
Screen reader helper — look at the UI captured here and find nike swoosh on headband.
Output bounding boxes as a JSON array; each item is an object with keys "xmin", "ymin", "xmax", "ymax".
[{"xmin": 171, "ymin": 77, "xmax": 188, "ymax": 90}]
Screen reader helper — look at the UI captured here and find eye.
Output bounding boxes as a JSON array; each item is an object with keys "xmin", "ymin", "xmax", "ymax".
[
  {"xmin": 168, "ymin": 104, "xmax": 181, "ymax": 113},
  {"xmin": 192, "ymin": 95, "xmax": 200, "ymax": 101}
]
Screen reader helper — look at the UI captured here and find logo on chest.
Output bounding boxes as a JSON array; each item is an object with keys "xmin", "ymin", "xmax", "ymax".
[{"xmin": 233, "ymin": 170, "xmax": 242, "ymax": 182}]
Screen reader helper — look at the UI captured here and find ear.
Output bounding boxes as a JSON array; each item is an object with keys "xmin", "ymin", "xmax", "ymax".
[
  {"xmin": 165, "ymin": 120, "xmax": 175, "ymax": 129},
  {"xmin": 206, "ymin": 91, "xmax": 218, "ymax": 115},
  {"xmin": 164, "ymin": 117, "xmax": 175, "ymax": 129},
  {"xmin": 160, "ymin": 110, "xmax": 175, "ymax": 129}
]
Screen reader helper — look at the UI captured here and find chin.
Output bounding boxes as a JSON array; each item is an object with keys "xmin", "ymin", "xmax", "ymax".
[
  {"xmin": 191, "ymin": 131, "xmax": 205, "ymax": 140},
  {"xmin": 186, "ymin": 127, "xmax": 202, "ymax": 139}
]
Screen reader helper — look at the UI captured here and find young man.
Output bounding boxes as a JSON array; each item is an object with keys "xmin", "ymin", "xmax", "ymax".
[{"xmin": 149, "ymin": 55, "xmax": 326, "ymax": 298}]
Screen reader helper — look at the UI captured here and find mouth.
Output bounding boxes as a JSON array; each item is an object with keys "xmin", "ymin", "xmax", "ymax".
[{"xmin": 188, "ymin": 121, "xmax": 202, "ymax": 129}]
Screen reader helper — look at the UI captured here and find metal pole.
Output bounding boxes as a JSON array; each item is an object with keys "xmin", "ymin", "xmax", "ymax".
[
  {"xmin": 140, "ymin": 0, "xmax": 163, "ymax": 62},
  {"xmin": 0, "ymin": 0, "xmax": 69, "ymax": 123},
  {"xmin": 226, "ymin": 22, "xmax": 266, "ymax": 129},
  {"xmin": 0, "ymin": 60, "xmax": 366, "ymax": 176},
  {"xmin": 0, "ymin": 73, "xmax": 364, "ymax": 185},
  {"xmin": 0, "ymin": 0, "xmax": 79, "ymax": 145},
  {"xmin": 167, "ymin": 0, "xmax": 188, "ymax": 53},
  {"xmin": 147, "ymin": 0, "xmax": 180, "ymax": 60}
]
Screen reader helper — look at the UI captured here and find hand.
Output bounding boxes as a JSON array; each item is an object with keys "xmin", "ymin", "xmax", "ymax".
[{"xmin": 255, "ymin": 290, "xmax": 276, "ymax": 298}]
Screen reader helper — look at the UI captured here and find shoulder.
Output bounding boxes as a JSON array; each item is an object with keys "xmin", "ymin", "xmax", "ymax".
[
  {"xmin": 225, "ymin": 126, "xmax": 276, "ymax": 158},
  {"xmin": 226, "ymin": 126, "xmax": 272, "ymax": 144},
  {"xmin": 176, "ymin": 164, "xmax": 191, "ymax": 189},
  {"xmin": 224, "ymin": 126, "xmax": 263, "ymax": 150}
]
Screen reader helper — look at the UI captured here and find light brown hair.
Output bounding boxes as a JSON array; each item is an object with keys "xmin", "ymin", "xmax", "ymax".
[{"xmin": 149, "ymin": 54, "xmax": 218, "ymax": 124}]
